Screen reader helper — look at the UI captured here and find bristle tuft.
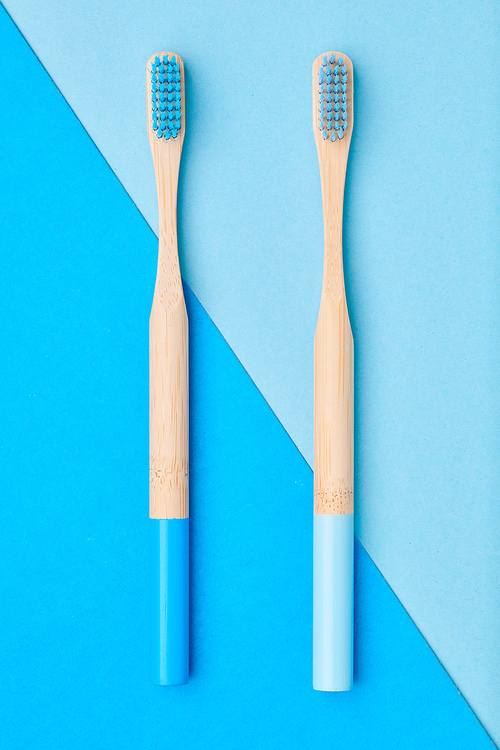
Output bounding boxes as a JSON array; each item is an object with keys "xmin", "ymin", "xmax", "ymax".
[
  {"xmin": 317, "ymin": 53, "xmax": 349, "ymax": 141},
  {"xmin": 150, "ymin": 53, "xmax": 182, "ymax": 140}
]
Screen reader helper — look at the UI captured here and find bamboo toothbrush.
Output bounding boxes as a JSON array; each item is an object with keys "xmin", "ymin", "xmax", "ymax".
[
  {"xmin": 312, "ymin": 51, "xmax": 354, "ymax": 691},
  {"xmin": 147, "ymin": 52, "xmax": 189, "ymax": 686}
]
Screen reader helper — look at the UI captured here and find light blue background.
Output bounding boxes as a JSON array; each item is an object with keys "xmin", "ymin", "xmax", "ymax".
[{"xmin": 1, "ymin": 0, "xmax": 498, "ymax": 744}]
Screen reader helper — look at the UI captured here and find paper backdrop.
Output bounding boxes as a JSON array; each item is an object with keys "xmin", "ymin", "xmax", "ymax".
[{"xmin": 0, "ymin": 0, "xmax": 498, "ymax": 745}]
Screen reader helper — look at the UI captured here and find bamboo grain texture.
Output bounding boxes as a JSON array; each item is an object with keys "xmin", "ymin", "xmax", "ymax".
[
  {"xmin": 313, "ymin": 53, "xmax": 354, "ymax": 515},
  {"xmin": 147, "ymin": 53, "xmax": 188, "ymax": 520}
]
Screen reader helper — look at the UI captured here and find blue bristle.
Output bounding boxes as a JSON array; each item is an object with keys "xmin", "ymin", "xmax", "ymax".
[
  {"xmin": 317, "ymin": 53, "xmax": 349, "ymax": 142},
  {"xmin": 151, "ymin": 53, "xmax": 181, "ymax": 138}
]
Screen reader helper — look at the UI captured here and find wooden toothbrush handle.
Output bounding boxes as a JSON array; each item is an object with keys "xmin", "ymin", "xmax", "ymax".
[
  {"xmin": 314, "ymin": 293, "xmax": 354, "ymax": 515},
  {"xmin": 149, "ymin": 295, "xmax": 189, "ymax": 519}
]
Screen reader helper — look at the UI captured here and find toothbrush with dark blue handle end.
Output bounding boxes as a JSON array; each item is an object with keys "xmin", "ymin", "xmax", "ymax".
[{"xmin": 147, "ymin": 51, "xmax": 189, "ymax": 686}]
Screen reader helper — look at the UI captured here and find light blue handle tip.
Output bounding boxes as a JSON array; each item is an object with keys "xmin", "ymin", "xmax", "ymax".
[
  {"xmin": 149, "ymin": 518, "xmax": 189, "ymax": 686},
  {"xmin": 313, "ymin": 513, "xmax": 354, "ymax": 691}
]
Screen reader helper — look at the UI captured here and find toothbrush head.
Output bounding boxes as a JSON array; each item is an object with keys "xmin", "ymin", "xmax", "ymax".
[
  {"xmin": 313, "ymin": 52, "xmax": 353, "ymax": 147},
  {"xmin": 147, "ymin": 52, "xmax": 185, "ymax": 144}
]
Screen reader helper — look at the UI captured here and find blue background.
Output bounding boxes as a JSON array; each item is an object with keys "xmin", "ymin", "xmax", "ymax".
[{"xmin": 0, "ymin": 1, "xmax": 498, "ymax": 747}]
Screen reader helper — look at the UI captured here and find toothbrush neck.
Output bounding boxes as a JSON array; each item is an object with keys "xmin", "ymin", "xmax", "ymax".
[
  {"xmin": 158, "ymin": 195, "xmax": 179, "ymax": 265},
  {"xmin": 153, "ymin": 150, "xmax": 183, "ymax": 308},
  {"xmin": 155, "ymin": 153, "xmax": 181, "ymax": 262},
  {"xmin": 320, "ymin": 157, "xmax": 347, "ymax": 300}
]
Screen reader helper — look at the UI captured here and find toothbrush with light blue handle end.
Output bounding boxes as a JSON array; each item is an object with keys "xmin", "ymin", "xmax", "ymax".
[
  {"xmin": 147, "ymin": 52, "xmax": 189, "ymax": 686},
  {"xmin": 312, "ymin": 51, "xmax": 354, "ymax": 691}
]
